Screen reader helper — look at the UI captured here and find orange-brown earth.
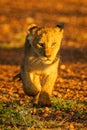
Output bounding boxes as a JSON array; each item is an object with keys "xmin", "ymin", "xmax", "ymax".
[{"xmin": 0, "ymin": 0, "xmax": 87, "ymax": 129}]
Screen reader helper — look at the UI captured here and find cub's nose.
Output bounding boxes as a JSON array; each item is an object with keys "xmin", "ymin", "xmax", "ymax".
[
  {"xmin": 46, "ymin": 54, "xmax": 51, "ymax": 58},
  {"xmin": 57, "ymin": 22, "xmax": 64, "ymax": 29},
  {"xmin": 44, "ymin": 54, "xmax": 51, "ymax": 58}
]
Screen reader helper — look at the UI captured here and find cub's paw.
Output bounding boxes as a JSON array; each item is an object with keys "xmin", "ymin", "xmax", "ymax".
[{"xmin": 38, "ymin": 92, "xmax": 52, "ymax": 107}]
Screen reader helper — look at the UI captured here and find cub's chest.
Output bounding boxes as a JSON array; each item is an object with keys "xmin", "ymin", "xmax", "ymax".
[{"xmin": 26, "ymin": 57, "xmax": 59, "ymax": 76}]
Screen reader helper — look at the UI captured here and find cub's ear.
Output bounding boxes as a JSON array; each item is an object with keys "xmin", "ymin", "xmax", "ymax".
[
  {"xmin": 56, "ymin": 22, "xmax": 64, "ymax": 30},
  {"xmin": 27, "ymin": 24, "xmax": 38, "ymax": 34}
]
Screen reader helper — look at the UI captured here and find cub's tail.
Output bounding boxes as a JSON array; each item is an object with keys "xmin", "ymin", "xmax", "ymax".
[{"xmin": 13, "ymin": 73, "xmax": 21, "ymax": 81}]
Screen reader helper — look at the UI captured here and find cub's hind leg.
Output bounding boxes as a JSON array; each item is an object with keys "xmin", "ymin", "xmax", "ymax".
[{"xmin": 32, "ymin": 73, "xmax": 41, "ymax": 106}]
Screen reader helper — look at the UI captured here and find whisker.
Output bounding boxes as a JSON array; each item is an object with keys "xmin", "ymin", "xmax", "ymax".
[
  {"xmin": 31, "ymin": 58, "xmax": 39, "ymax": 64},
  {"xmin": 31, "ymin": 57, "xmax": 42, "ymax": 65}
]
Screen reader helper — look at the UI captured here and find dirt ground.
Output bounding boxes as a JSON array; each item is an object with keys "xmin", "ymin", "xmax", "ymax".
[{"xmin": 0, "ymin": 0, "xmax": 87, "ymax": 129}]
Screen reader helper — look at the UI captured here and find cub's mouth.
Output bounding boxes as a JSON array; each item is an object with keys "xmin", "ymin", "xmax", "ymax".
[
  {"xmin": 41, "ymin": 56, "xmax": 58, "ymax": 65},
  {"xmin": 42, "ymin": 58, "xmax": 52, "ymax": 64}
]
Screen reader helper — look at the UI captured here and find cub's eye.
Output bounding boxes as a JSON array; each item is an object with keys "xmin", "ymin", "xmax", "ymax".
[
  {"xmin": 52, "ymin": 42, "xmax": 56, "ymax": 47},
  {"xmin": 37, "ymin": 43, "xmax": 45, "ymax": 48}
]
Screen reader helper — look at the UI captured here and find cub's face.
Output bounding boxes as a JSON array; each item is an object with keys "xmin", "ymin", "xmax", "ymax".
[{"xmin": 27, "ymin": 24, "xmax": 64, "ymax": 64}]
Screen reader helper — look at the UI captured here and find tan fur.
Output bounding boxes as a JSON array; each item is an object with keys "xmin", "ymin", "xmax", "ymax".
[{"xmin": 18, "ymin": 24, "xmax": 64, "ymax": 106}]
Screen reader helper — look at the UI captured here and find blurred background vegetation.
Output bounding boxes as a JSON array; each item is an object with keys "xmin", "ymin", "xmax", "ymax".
[{"xmin": 0, "ymin": 0, "xmax": 87, "ymax": 49}]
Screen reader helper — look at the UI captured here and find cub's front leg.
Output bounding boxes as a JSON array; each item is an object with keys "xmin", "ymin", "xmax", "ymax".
[
  {"xmin": 38, "ymin": 59, "xmax": 59, "ymax": 106},
  {"xmin": 21, "ymin": 68, "xmax": 41, "ymax": 105},
  {"xmin": 38, "ymin": 72, "xmax": 58, "ymax": 106}
]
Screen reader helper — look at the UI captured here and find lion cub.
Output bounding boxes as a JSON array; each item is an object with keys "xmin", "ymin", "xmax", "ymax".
[{"xmin": 14, "ymin": 23, "xmax": 64, "ymax": 107}]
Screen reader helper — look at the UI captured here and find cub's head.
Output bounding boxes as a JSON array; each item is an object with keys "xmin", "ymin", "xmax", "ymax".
[{"xmin": 26, "ymin": 23, "xmax": 64, "ymax": 64}]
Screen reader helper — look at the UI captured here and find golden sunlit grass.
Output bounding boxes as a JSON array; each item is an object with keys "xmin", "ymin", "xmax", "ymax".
[
  {"xmin": 0, "ymin": 97, "xmax": 87, "ymax": 129},
  {"xmin": 0, "ymin": 64, "xmax": 87, "ymax": 129}
]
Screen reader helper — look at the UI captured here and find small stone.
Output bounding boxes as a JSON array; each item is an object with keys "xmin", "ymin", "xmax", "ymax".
[{"xmin": 60, "ymin": 64, "xmax": 66, "ymax": 70}]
